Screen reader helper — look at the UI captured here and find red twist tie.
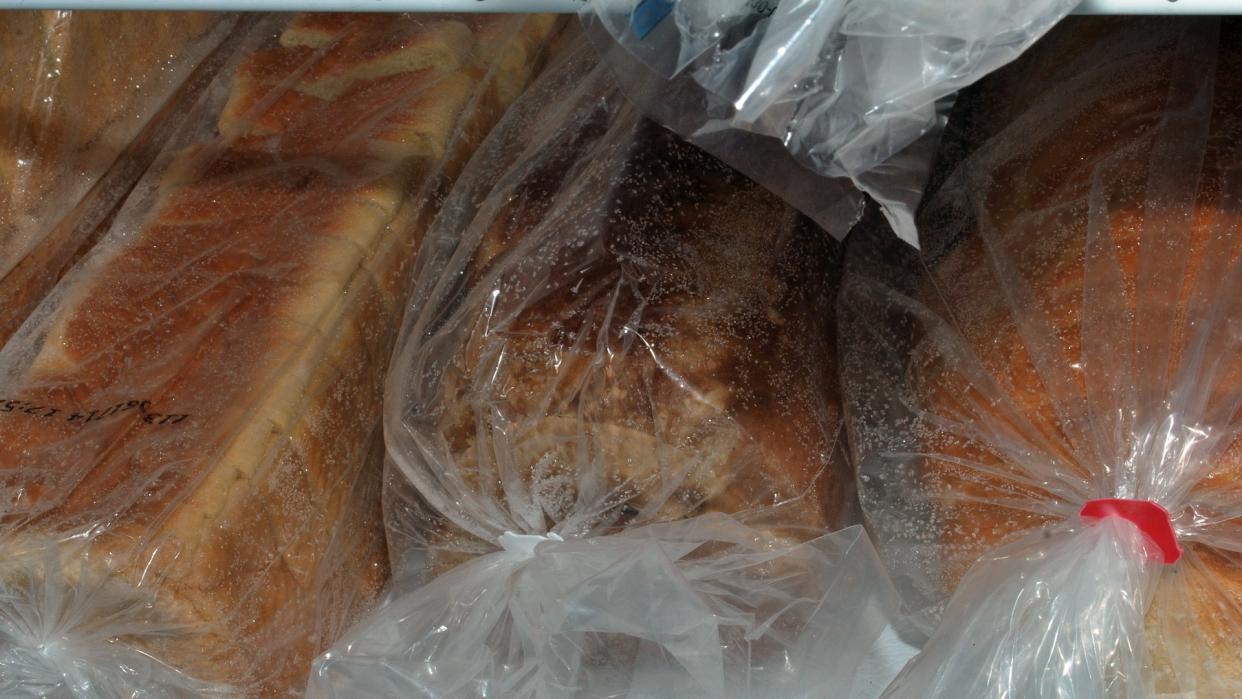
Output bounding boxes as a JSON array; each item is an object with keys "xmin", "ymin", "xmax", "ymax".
[{"xmin": 1080, "ymin": 498, "xmax": 1182, "ymax": 564}]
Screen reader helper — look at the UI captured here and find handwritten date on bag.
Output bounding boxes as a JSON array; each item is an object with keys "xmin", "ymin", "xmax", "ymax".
[{"xmin": 0, "ymin": 399, "xmax": 189, "ymax": 426}]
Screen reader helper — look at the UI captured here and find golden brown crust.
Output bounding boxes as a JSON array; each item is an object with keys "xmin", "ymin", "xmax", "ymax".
[
  {"xmin": 435, "ymin": 117, "xmax": 844, "ymax": 544},
  {"xmin": 920, "ymin": 18, "xmax": 1242, "ymax": 689},
  {"xmin": 0, "ymin": 12, "xmax": 221, "ymax": 218},
  {"xmin": 0, "ymin": 12, "xmax": 228, "ymax": 345},
  {"xmin": 0, "ymin": 13, "xmax": 557, "ymax": 694}
]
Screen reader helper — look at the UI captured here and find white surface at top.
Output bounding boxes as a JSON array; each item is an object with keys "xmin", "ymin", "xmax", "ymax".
[{"xmin": 0, "ymin": 0, "xmax": 1238, "ymax": 13}]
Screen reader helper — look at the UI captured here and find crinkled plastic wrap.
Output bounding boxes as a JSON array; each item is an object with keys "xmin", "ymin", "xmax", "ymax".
[
  {"xmin": 310, "ymin": 35, "xmax": 911, "ymax": 697},
  {"xmin": 0, "ymin": 11, "xmax": 241, "ymax": 346},
  {"xmin": 581, "ymin": 0, "xmax": 1078, "ymax": 245},
  {"xmin": 0, "ymin": 12, "xmax": 557, "ymax": 696},
  {"xmin": 314, "ymin": 513, "xmax": 902, "ymax": 699},
  {"xmin": 840, "ymin": 18, "xmax": 1242, "ymax": 697}
]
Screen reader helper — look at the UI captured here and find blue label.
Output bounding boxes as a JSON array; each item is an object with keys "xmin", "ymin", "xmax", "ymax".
[{"xmin": 631, "ymin": 0, "xmax": 674, "ymax": 39}]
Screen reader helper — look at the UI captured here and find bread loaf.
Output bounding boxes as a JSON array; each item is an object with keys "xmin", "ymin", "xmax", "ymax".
[
  {"xmin": 384, "ymin": 42, "xmax": 848, "ymax": 579},
  {"xmin": 0, "ymin": 13, "xmax": 556, "ymax": 695},
  {"xmin": 842, "ymin": 18, "xmax": 1242, "ymax": 696},
  {"xmin": 313, "ymin": 40, "xmax": 886, "ymax": 699},
  {"xmin": 0, "ymin": 12, "xmax": 235, "ymax": 345}
]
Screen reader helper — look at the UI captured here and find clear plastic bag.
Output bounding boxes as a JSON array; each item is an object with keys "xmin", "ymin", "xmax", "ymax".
[
  {"xmin": 312, "ymin": 513, "xmax": 905, "ymax": 699},
  {"xmin": 310, "ymin": 33, "xmax": 915, "ymax": 697},
  {"xmin": 0, "ymin": 13, "xmax": 557, "ymax": 696},
  {"xmin": 580, "ymin": 0, "xmax": 1078, "ymax": 245},
  {"xmin": 383, "ymin": 31, "xmax": 849, "ymax": 561},
  {"xmin": 0, "ymin": 12, "xmax": 241, "ymax": 346},
  {"xmin": 840, "ymin": 18, "xmax": 1242, "ymax": 697}
]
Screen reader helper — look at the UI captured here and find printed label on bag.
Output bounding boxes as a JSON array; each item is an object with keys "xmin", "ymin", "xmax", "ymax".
[{"xmin": 0, "ymin": 398, "xmax": 189, "ymax": 426}]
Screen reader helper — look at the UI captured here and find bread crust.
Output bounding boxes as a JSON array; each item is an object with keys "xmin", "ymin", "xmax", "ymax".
[
  {"xmin": 0, "ymin": 13, "xmax": 557, "ymax": 694},
  {"xmin": 917, "ymin": 18, "xmax": 1242, "ymax": 692}
]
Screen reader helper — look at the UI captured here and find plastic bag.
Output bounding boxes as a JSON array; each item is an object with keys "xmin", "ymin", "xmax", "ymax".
[
  {"xmin": 313, "ymin": 513, "xmax": 905, "ymax": 699},
  {"xmin": 310, "ymin": 33, "xmax": 915, "ymax": 697},
  {"xmin": 840, "ymin": 17, "xmax": 1242, "ymax": 696},
  {"xmin": 0, "ymin": 11, "xmax": 242, "ymax": 346},
  {"xmin": 0, "ymin": 13, "xmax": 557, "ymax": 696},
  {"xmin": 384, "ymin": 30, "xmax": 849, "ymax": 562},
  {"xmin": 580, "ymin": 0, "xmax": 1079, "ymax": 246}
]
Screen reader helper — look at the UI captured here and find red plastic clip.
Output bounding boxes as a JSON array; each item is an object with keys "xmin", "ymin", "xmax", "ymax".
[{"xmin": 1080, "ymin": 498, "xmax": 1182, "ymax": 564}]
